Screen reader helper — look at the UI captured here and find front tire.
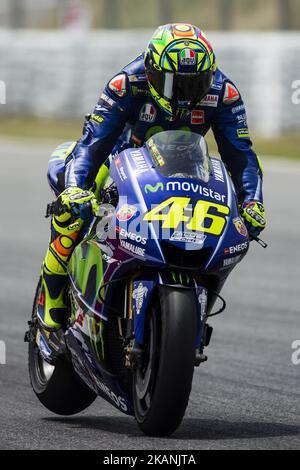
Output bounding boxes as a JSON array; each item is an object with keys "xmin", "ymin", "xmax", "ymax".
[{"xmin": 133, "ymin": 286, "xmax": 197, "ymax": 436}]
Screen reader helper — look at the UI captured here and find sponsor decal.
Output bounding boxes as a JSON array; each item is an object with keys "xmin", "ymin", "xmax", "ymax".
[
  {"xmin": 211, "ymin": 159, "xmax": 224, "ymax": 183},
  {"xmin": 233, "ymin": 217, "xmax": 248, "ymax": 237},
  {"xmin": 131, "ymin": 86, "xmax": 150, "ymax": 97},
  {"xmin": 211, "ymin": 82, "xmax": 223, "ymax": 91},
  {"xmin": 200, "ymin": 94, "xmax": 219, "ymax": 107},
  {"xmin": 180, "ymin": 48, "xmax": 196, "ymax": 66},
  {"xmin": 37, "ymin": 332, "xmax": 52, "ymax": 359},
  {"xmin": 108, "ymin": 74, "xmax": 127, "ymax": 97},
  {"xmin": 99, "ymin": 93, "xmax": 115, "ymax": 108},
  {"xmin": 232, "ymin": 104, "xmax": 245, "ymax": 114},
  {"xmin": 132, "ymin": 283, "xmax": 149, "ymax": 315},
  {"xmin": 165, "ymin": 114, "xmax": 176, "ymax": 122},
  {"xmin": 237, "ymin": 128, "xmax": 250, "ymax": 138},
  {"xmin": 222, "ymin": 255, "xmax": 242, "ymax": 268},
  {"xmin": 130, "ymin": 150, "xmax": 150, "ymax": 174},
  {"xmin": 223, "ymin": 82, "xmax": 240, "ymax": 105},
  {"xmin": 94, "ymin": 104, "xmax": 108, "ymax": 113},
  {"xmin": 115, "ymin": 157, "xmax": 127, "ymax": 181},
  {"xmin": 116, "ymin": 205, "xmax": 138, "ymax": 222},
  {"xmin": 128, "ymin": 74, "xmax": 147, "ymax": 82},
  {"xmin": 224, "ymin": 242, "xmax": 249, "ymax": 256},
  {"xmin": 94, "ymin": 377, "xmax": 128, "ymax": 412},
  {"xmin": 151, "ymin": 150, "xmax": 165, "ymax": 167},
  {"xmin": 157, "ymin": 143, "xmax": 197, "ymax": 152},
  {"xmin": 144, "ymin": 182, "xmax": 164, "ymax": 194},
  {"xmin": 90, "ymin": 114, "xmax": 105, "ymax": 125},
  {"xmin": 102, "ymin": 252, "xmax": 118, "ymax": 264},
  {"xmin": 237, "ymin": 113, "xmax": 248, "ymax": 127},
  {"xmin": 198, "ymin": 288, "xmax": 208, "ymax": 321},
  {"xmin": 191, "ymin": 110, "xmax": 205, "ymax": 125},
  {"xmin": 132, "ymin": 134, "xmax": 142, "ymax": 146},
  {"xmin": 120, "ymin": 240, "xmax": 145, "ymax": 257},
  {"xmin": 117, "ymin": 227, "xmax": 147, "ymax": 245},
  {"xmin": 170, "ymin": 231, "xmax": 206, "ymax": 246},
  {"xmin": 245, "ymin": 202, "xmax": 265, "ymax": 225},
  {"xmin": 139, "ymin": 103, "xmax": 157, "ymax": 123},
  {"xmin": 38, "ymin": 291, "xmax": 45, "ymax": 306},
  {"xmin": 165, "ymin": 181, "xmax": 226, "ymax": 203},
  {"xmin": 143, "ymin": 180, "xmax": 227, "ymax": 202}
]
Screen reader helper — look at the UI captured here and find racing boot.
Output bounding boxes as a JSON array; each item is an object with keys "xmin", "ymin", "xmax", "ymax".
[
  {"xmin": 36, "ymin": 187, "xmax": 98, "ymax": 362},
  {"xmin": 37, "ymin": 220, "xmax": 82, "ymax": 362},
  {"xmin": 36, "ymin": 268, "xmax": 69, "ymax": 363}
]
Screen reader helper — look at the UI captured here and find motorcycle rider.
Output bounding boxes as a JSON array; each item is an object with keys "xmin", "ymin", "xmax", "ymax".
[{"xmin": 37, "ymin": 23, "xmax": 266, "ymax": 354}]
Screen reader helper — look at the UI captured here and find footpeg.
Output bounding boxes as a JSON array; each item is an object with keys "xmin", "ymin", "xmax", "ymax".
[
  {"xmin": 195, "ymin": 349, "xmax": 207, "ymax": 366},
  {"xmin": 36, "ymin": 327, "xmax": 66, "ymax": 364},
  {"xmin": 24, "ymin": 330, "xmax": 31, "ymax": 343},
  {"xmin": 203, "ymin": 324, "xmax": 213, "ymax": 347},
  {"xmin": 24, "ymin": 320, "xmax": 35, "ymax": 343}
]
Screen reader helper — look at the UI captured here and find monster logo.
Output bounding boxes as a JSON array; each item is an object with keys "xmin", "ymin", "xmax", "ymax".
[{"xmin": 86, "ymin": 315, "xmax": 105, "ymax": 362}]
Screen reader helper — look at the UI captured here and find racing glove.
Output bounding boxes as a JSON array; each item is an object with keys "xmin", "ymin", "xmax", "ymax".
[
  {"xmin": 52, "ymin": 187, "xmax": 99, "ymax": 234},
  {"xmin": 240, "ymin": 201, "xmax": 266, "ymax": 238}
]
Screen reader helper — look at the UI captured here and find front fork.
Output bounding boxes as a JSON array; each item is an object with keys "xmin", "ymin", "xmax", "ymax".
[{"xmin": 119, "ymin": 273, "xmax": 214, "ymax": 368}]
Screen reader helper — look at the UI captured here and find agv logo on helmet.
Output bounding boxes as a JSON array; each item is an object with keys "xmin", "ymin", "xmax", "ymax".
[{"xmin": 180, "ymin": 48, "xmax": 196, "ymax": 66}]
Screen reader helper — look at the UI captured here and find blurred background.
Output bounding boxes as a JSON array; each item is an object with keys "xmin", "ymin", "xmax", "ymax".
[{"xmin": 0, "ymin": 0, "xmax": 299, "ymax": 157}]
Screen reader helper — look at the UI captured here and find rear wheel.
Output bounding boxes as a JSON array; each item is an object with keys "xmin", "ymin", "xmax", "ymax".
[
  {"xmin": 133, "ymin": 286, "xmax": 197, "ymax": 436},
  {"xmin": 28, "ymin": 278, "xmax": 96, "ymax": 415}
]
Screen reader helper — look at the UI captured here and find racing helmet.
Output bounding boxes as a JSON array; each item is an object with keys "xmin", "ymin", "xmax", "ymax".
[{"xmin": 145, "ymin": 23, "xmax": 217, "ymax": 118}]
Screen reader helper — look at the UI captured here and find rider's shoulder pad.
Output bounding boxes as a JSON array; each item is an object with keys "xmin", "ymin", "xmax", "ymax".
[
  {"xmin": 223, "ymin": 82, "xmax": 240, "ymax": 105},
  {"xmin": 108, "ymin": 73, "xmax": 128, "ymax": 98}
]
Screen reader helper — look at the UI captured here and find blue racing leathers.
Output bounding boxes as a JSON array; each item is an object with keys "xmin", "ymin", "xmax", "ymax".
[{"xmin": 63, "ymin": 53, "xmax": 263, "ymax": 204}]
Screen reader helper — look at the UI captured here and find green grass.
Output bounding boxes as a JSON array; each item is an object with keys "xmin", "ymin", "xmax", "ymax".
[
  {"xmin": 0, "ymin": 116, "xmax": 299, "ymax": 159},
  {"xmin": 0, "ymin": 116, "xmax": 83, "ymax": 142}
]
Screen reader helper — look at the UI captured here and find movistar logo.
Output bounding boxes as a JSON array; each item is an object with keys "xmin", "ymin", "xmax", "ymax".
[{"xmin": 144, "ymin": 183, "xmax": 164, "ymax": 194}]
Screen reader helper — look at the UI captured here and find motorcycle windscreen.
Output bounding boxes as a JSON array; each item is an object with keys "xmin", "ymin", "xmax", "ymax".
[{"xmin": 146, "ymin": 130, "xmax": 211, "ymax": 183}]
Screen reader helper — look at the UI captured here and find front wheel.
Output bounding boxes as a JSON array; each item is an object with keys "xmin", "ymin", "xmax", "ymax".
[{"xmin": 133, "ymin": 286, "xmax": 197, "ymax": 436}]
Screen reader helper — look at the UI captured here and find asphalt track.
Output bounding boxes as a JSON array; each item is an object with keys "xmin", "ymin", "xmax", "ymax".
[{"xmin": 0, "ymin": 138, "xmax": 299, "ymax": 450}]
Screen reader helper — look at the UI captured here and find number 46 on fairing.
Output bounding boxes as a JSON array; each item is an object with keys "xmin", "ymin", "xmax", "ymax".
[{"xmin": 143, "ymin": 196, "xmax": 230, "ymax": 235}]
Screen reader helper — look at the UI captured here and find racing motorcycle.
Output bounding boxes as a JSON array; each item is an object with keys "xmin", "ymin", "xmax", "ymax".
[{"xmin": 26, "ymin": 130, "xmax": 256, "ymax": 437}]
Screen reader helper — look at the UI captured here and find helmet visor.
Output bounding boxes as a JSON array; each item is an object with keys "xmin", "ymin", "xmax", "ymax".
[{"xmin": 148, "ymin": 68, "xmax": 213, "ymax": 105}]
